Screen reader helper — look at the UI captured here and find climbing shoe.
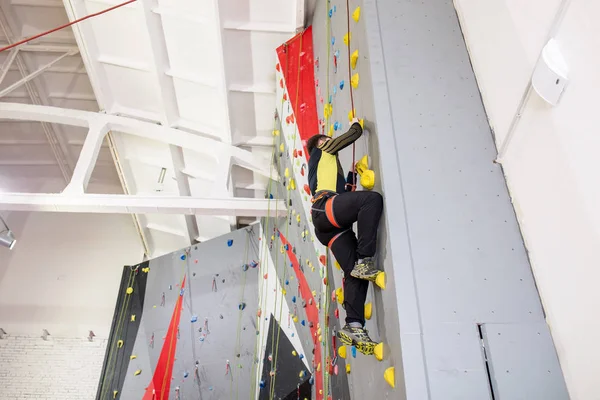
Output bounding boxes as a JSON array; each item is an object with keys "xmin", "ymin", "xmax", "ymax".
[
  {"xmin": 350, "ymin": 257, "xmax": 381, "ymax": 282},
  {"xmin": 337, "ymin": 324, "xmax": 378, "ymax": 355}
]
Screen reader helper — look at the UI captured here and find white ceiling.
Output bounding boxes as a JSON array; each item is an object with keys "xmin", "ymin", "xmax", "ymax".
[{"xmin": 0, "ymin": 0, "xmax": 302, "ymax": 257}]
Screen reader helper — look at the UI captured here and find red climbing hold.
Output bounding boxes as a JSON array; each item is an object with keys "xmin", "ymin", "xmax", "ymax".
[
  {"xmin": 279, "ymin": 79, "xmax": 284, "ymax": 88},
  {"xmin": 263, "ymin": 273, "xmax": 268, "ymax": 279},
  {"xmin": 303, "ymin": 184, "xmax": 311, "ymax": 195},
  {"xmin": 335, "ymin": 309, "xmax": 339, "ymax": 319},
  {"xmin": 293, "ymin": 149, "xmax": 298, "ymax": 158},
  {"xmin": 276, "ymin": 63, "xmax": 281, "ymax": 72},
  {"xmin": 323, "ymin": 277, "xmax": 328, "ymax": 285},
  {"xmin": 319, "ymin": 255, "xmax": 327, "ymax": 266},
  {"xmin": 283, "ymin": 93, "xmax": 287, "ymax": 101},
  {"xmin": 298, "ymin": 150, "xmax": 303, "ymax": 157},
  {"xmin": 289, "ymin": 114, "xmax": 295, "ymax": 123}
]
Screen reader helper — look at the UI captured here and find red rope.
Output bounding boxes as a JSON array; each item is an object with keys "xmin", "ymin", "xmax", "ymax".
[
  {"xmin": 346, "ymin": 0, "xmax": 357, "ymax": 189},
  {"xmin": 0, "ymin": 0, "xmax": 138, "ymax": 54}
]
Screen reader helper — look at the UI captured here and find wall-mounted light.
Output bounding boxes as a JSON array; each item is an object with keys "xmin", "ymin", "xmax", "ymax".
[{"xmin": 0, "ymin": 215, "xmax": 16, "ymax": 250}]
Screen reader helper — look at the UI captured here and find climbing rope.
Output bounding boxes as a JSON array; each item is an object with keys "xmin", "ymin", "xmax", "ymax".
[
  {"xmin": 270, "ymin": 31, "xmax": 304, "ymax": 400},
  {"xmin": 346, "ymin": 0, "xmax": 358, "ymax": 189},
  {"xmin": 232, "ymin": 231, "xmax": 251, "ymax": 400},
  {"xmin": 99, "ymin": 266, "xmax": 137, "ymax": 399},
  {"xmin": 249, "ymin": 106, "xmax": 282, "ymax": 397}
]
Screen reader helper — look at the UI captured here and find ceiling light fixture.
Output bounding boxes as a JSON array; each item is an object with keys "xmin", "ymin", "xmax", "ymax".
[{"xmin": 0, "ymin": 215, "xmax": 16, "ymax": 250}]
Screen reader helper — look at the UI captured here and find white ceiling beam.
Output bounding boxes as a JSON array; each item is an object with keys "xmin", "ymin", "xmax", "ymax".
[
  {"xmin": 0, "ymin": 51, "xmax": 77, "ymax": 98},
  {"xmin": 213, "ymin": 0, "xmax": 233, "ymax": 145},
  {"xmin": 0, "ymin": 49, "xmax": 18, "ymax": 85},
  {"xmin": 97, "ymin": 55, "xmax": 150, "ymax": 71},
  {"xmin": 234, "ymin": 136, "xmax": 275, "ymax": 147},
  {"xmin": 228, "ymin": 83, "xmax": 276, "ymax": 94},
  {"xmin": 0, "ymin": 6, "xmax": 74, "ymax": 180},
  {"xmin": 140, "ymin": 0, "xmax": 198, "ymax": 242},
  {"xmin": 222, "ymin": 21, "xmax": 296, "ymax": 34},
  {"xmin": 0, "ymin": 192, "xmax": 286, "ymax": 217},
  {"xmin": 11, "ymin": 0, "xmax": 63, "ymax": 7},
  {"xmin": 0, "ymin": 103, "xmax": 276, "ymax": 180},
  {"xmin": 63, "ymin": 121, "xmax": 109, "ymax": 194},
  {"xmin": 0, "ymin": 43, "xmax": 79, "ymax": 53}
]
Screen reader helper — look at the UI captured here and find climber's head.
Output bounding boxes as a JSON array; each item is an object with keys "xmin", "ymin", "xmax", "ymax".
[{"xmin": 307, "ymin": 134, "xmax": 330, "ymax": 154}]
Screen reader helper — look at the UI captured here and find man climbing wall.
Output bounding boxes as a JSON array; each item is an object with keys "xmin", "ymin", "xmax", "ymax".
[{"xmin": 306, "ymin": 119, "xmax": 384, "ymax": 355}]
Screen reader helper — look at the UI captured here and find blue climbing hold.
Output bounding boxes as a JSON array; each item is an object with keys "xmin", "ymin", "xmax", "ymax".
[
  {"xmin": 239, "ymin": 302, "xmax": 246, "ymax": 310},
  {"xmin": 284, "ymin": 244, "xmax": 289, "ymax": 250},
  {"xmin": 331, "ymin": 36, "xmax": 335, "ymax": 45},
  {"xmin": 309, "ymin": 376, "xmax": 314, "ymax": 385},
  {"xmin": 299, "ymin": 354, "xmax": 304, "ymax": 360},
  {"xmin": 183, "ymin": 371, "xmax": 189, "ymax": 378},
  {"xmin": 339, "ymin": 80, "xmax": 345, "ymax": 90},
  {"xmin": 335, "ymin": 50, "xmax": 340, "ymax": 58},
  {"xmin": 291, "ymin": 333, "xmax": 294, "ymax": 337},
  {"xmin": 242, "ymin": 264, "xmax": 249, "ymax": 271},
  {"xmin": 276, "ymin": 231, "xmax": 280, "ymax": 237},
  {"xmin": 199, "ymin": 337, "xmax": 205, "ymax": 342},
  {"xmin": 328, "ymin": 95, "xmax": 332, "ymax": 104},
  {"xmin": 301, "ymin": 320, "xmax": 306, "ymax": 326},
  {"xmin": 227, "ymin": 239, "xmax": 233, "ymax": 247},
  {"xmin": 328, "ymin": 9, "xmax": 332, "ymax": 17},
  {"xmin": 269, "ymin": 193, "xmax": 273, "ymax": 199},
  {"xmin": 290, "ymin": 262, "xmax": 293, "ymax": 268},
  {"xmin": 250, "ymin": 261, "xmax": 258, "ymax": 268},
  {"xmin": 180, "ymin": 254, "xmax": 186, "ymax": 260},
  {"xmin": 259, "ymin": 380, "xmax": 266, "ymax": 389},
  {"xmin": 209, "ymin": 386, "xmax": 213, "ymax": 391},
  {"xmin": 292, "ymin": 296, "xmax": 296, "ymax": 303},
  {"xmin": 334, "ymin": 5, "xmax": 337, "ymax": 12},
  {"xmin": 191, "ymin": 315, "xmax": 198, "ymax": 323},
  {"xmin": 351, "ymin": 346, "xmax": 357, "ymax": 358},
  {"xmin": 285, "ymin": 279, "xmax": 289, "ymax": 285},
  {"xmin": 333, "ymin": 86, "xmax": 337, "ymax": 95},
  {"xmin": 334, "ymin": 121, "xmax": 340, "ymax": 131},
  {"xmin": 180, "ymin": 288, "xmax": 185, "ymax": 296}
]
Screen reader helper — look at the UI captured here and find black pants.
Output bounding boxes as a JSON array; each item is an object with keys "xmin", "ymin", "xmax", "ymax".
[{"xmin": 311, "ymin": 191, "xmax": 383, "ymax": 325}]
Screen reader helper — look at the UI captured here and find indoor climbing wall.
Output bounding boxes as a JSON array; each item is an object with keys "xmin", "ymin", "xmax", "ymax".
[
  {"xmin": 309, "ymin": 0, "xmax": 568, "ymax": 399},
  {"xmin": 258, "ymin": 112, "xmax": 352, "ymax": 400},
  {"xmin": 96, "ymin": 226, "xmax": 267, "ymax": 400}
]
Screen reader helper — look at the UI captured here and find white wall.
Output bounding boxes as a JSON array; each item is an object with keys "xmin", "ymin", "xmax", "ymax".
[
  {"xmin": 0, "ymin": 336, "xmax": 107, "ymax": 400},
  {"xmin": 0, "ymin": 208, "xmax": 144, "ymax": 338},
  {"xmin": 454, "ymin": 1, "xmax": 600, "ymax": 399}
]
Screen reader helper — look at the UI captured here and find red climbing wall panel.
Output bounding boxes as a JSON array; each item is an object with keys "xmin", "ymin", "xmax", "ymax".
[
  {"xmin": 278, "ymin": 230, "xmax": 323, "ymax": 400},
  {"xmin": 276, "ymin": 26, "xmax": 319, "ymax": 159}
]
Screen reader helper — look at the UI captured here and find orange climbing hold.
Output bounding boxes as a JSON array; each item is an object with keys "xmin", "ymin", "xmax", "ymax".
[{"xmin": 319, "ymin": 255, "xmax": 327, "ymax": 265}]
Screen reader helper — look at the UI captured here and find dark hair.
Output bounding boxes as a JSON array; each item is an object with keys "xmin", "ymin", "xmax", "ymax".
[{"xmin": 306, "ymin": 134, "xmax": 329, "ymax": 155}]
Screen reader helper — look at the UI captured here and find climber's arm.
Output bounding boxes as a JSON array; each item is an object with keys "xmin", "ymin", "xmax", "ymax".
[{"xmin": 318, "ymin": 122, "xmax": 363, "ymax": 154}]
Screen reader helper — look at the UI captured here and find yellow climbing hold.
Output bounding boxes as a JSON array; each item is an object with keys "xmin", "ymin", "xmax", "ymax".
[
  {"xmin": 346, "ymin": 364, "xmax": 351, "ymax": 374},
  {"xmin": 328, "ymin": 124, "xmax": 334, "ymax": 137},
  {"xmin": 117, "ymin": 340, "xmax": 123, "ymax": 348},
  {"xmin": 279, "ymin": 143, "xmax": 284, "ymax": 152},
  {"xmin": 142, "ymin": 267, "xmax": 150, "ymax": 273},
  {"xmin": 131, "ymin": 314, "xmax": 136, "ymax": 322},
  {"xmin": 317, "ymin": 327, "xmax": 322, "ymax": 336},
  {"xmin": 348, "ymin": 109, "xmax": 355, "ymax": 121},
  {"xmin": 344, "ymin": 32, "xmax": 351, "ymax": 46},
  {"xmin": 134, "ymin": 369, "xmax": 142, "ymax": 376},
  {"xmin": 351, "ymin": 73, "xmax": 359, "ymax": 89},
  {"xmin": 296, "ymin": 214, "xmax": 301, "ymax": 223},
  {"xmin": 271, "ymin": 235, "xmax": 275, "ymax": 241},
  {"xmin": 126, "ymin": 287, "xmax": 133, "ymax": 295},
  {"xmin": 335, "ymin": 261, "xmax": 341, "ymax": 270},
  {"xmin": 130, "ymin": 355, "xmax": 137, "ymax": 360},
  {"xmin": 272, "ymin": 129, "xmax": 280, "ymax": 136},
  {"xmin": 312, "ymin": 290, "xmax": 317, "ymax": 297},
  {"xmin": 356, "ymin": 155, "xmax": 369, "ymax": 175},
  {"xmin": 351, "ymin": 49, "xmax": 359, "ymax": 69},
  {"xmin": 361, "ymin": 170, "xmax": 375, "ymax": 190},
  {"xmin": 293, "ymin": 315, "xmax": 299, "ymax": 323},
  {"xmin": 292, "ymin": 350, "xmax": 297, "ymax": 356},
  {"xmin": 282, "ymin": 288, "xmax": 287, "ymax": 295},
  {"xmin": 285, "ymin": 168, "xmax": 290, "ymax": 178},
  {"xmin": 374, "ymin": 342, "xmax": 384, "ymax": 361},
  {"xmin": 290, "ymin": 179, "xmax": 296, "ymax": 190},
  {"xmin": 317, "ymin": 363, "xmax": 321, "ymax": 372},
  {"xmin": 365, "ymin": 302, "xmax": 372, "ymax": 320},
  {"xmin": 375, "ymin": 272, "xmax": 386, "ymax": 290},
  {"xmin": 352, "ymin": 6, "xmax": 361, "ymax": 22},
  {"xmin": 113, "ymin": 390, "xmax": 118, "ymax": 398},
  {"xmin": 324, "ymin": 103, "xmax": 333, "ymax": 119},
  {"xmin": 335, "ymin": 287, "xmax": 344, "ymax": 304},
  {"xmin": 338, "ymin": 346, "xmax": 347, "ymax": 359},
  {"xmin": 384, "ymin": 367, "xmax": 395, "ymax": 388}
]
